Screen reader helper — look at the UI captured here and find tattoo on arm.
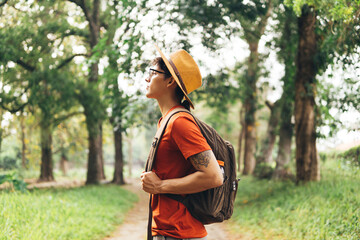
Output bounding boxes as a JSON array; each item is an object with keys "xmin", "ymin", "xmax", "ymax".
[{"xmin": 189, "ymin": 150, "xmax": 212, "ymax": 169}]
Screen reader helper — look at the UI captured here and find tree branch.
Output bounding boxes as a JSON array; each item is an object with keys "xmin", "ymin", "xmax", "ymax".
[
  {"xmin": 16, "ymin": 59, "xmax": 36, "ymax": 72},
  {"xmin": 53, "ymin": 111, "xmax": 83, "ymax": 126},
  {"xmin": 93, "ymin": 0, "xmax": 100, "ymax": 29},
  {"xmin": 265, "ymin": 100, "xmax": 274, "ymax": 110},
  {"xmin": 60, "ymin": 28, "xmax": 89, "ymax": 41},
  {"xmin": 0, "ymin": 101, "xmax": 28, "ymax": 114},
  {"xmin": 56, "ymin": 53, "xmax": 88, "ymax": 69},
  {"xmin": 241, "ymin": 0, "xmax": 272, "ymax": 43},
  {"xmin": 117, "ymin": 22, "xmax": 131, "ymax": 43},
  {"xmin": 257, "ymin": 0, "xmax": 272, "ymax": 37},
  {"xmin": 0, "ymin": 0, "xmax": 8, "ymax": 7},
  {"xmin": 67, "ymin": 0, "xmax": 92, "ymax": 24}
]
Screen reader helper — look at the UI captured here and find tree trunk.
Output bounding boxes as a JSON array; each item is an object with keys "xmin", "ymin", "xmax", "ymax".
[
  {"xmin": 83, "ymin": 0, "xmax": 105, "ymax": 184},
  {"xmin": 295, "ymin": 5, "xmax": 320, "ymax": 182},
  {"xmin": 39, "ymin": 123, "xmax": 54, "ymax": 182},
  {"xmin": 272, "ymin": 5, "xmax": 297, "ymax": 180},
  {"xmin": 257, "ymin": 100, "xmax": 281, "ymax": 164},
  {"xmin": 127, "ymin": 129, "xmax": 133, "ymax": 178},
  {"xmin": 98, "ymin": 124, "xmax": 105, "ymax": 179},
  {"xmin": 237, "ymin": 108, "xmax": 245, "ymax": 172},
  {"xmin": 0, "ymin": 109, "xmax": 3, "ymax": 158},
  {"xmin": 20, "ymin": 115, "xmax": 27, "ymax": 168},
  {"xmin": 273, "ymin": 118, "xmax": 293, "ymax": 179},
  {"xmin": 112, "ymin": 126, "xmax": 125, "ymax": 184},
  {"xmin": 243, "ymin": 43, "xmax": 259, "ymax": 175},
  {"xmin": 86, "ymin": 120, "xmax": 104, "ymax": 184},
  {"xmin": 59, "ymin": 152, "xmax": 69, "ymax": 176},
  {"xmin": 240, "ymin": 0, "xmax": 272, "ymax": 175},
  {"xmin": 273, "ymin": 73, "xmax": 295, "ymax": 180},
  {"xmin": 0, "ymin": 128, "xmax": 2, "ymax": 158}
]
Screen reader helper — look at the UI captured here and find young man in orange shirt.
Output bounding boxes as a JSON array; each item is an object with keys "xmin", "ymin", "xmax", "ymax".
[{"xmin": 141, "ymin": 45, "xmax": 223, "ymax": 240}]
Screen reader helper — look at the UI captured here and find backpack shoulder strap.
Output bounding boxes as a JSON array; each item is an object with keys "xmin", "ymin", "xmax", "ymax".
[
  {"xmin": 145, "ymin": 107, "xmax": 190, "ymax": 172},
  {"xmin": 146, "ymin": 107, "xmax": 190, "ymax": 240}
]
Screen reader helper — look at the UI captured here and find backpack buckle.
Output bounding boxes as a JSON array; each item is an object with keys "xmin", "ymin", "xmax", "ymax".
[{"xmin": 152, "ymin": 138, "xmax": 158, "ymax": 147}]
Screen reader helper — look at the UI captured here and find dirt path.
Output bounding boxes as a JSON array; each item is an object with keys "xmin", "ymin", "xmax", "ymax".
[{"xmin": 103, "ymin": 178, "xmax": 237, "ymax": 240}]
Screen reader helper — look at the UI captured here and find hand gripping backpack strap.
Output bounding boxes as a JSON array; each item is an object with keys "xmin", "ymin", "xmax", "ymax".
[{"xmin": 146, "ymin": 107, "xmax": 190, "ymax": 240}]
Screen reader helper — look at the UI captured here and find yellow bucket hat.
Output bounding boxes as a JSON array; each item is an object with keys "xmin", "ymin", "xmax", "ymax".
[{"xmin": 154, "ymin": 45, "xmax": 202, "ymax": 109}]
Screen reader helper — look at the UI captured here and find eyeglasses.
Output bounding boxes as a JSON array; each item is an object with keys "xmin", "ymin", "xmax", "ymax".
[{"xmin": 149, "ymin": 68, "xmax": 166, "ymax": 78}]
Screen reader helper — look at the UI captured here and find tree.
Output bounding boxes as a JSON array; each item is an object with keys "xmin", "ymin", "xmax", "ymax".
[
  {"xmin": 0, "ymin": 109, "xmax": 6, "ymax": 159},
  {"xmin": 286, "ymin": 0, "xmax": 360, "ymax": 182},
  {"xmin": 256, "ymin": 100, "xmax": 281, "ymax": 166},
  {"xmin": 294, "ymin": 5, "xmax": 320, "ymax": 181},
  {"xmin": 240, "ymin": 0, "xmax": 273, "ymax": 175},
  {"xmin": 0, "ymin": 1, "xmax": 82, "ymax": 181},
  {"xmin": 66, "ymin": 0, "xmax": 107, "ymax": 184},
  {"xmin": 92, "ymin": 0, "xmax": 150, "ymax": 184},
  {"xmin": 271, "ymin": 3, "xmax": 297, "ymax": 180},
  {"xmin": 172, "ymin": 0, "xmax": 274, "ymax": 175}
]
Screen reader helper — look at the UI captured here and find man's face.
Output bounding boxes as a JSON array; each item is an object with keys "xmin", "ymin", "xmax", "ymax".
[{"xmin": 145, "ymin": 64, "xmax": 167, "ymax": 99}]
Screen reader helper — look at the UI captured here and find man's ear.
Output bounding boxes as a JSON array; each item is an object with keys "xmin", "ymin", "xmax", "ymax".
[{"xmin": 166, "ymin": 77, "xmax": 177, "ymax": 88}]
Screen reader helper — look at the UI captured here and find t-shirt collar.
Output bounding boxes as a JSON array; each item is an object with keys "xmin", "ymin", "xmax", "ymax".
[{"xmin": 158, "ymin": 105, "xmax": 184, "ymax": 126}]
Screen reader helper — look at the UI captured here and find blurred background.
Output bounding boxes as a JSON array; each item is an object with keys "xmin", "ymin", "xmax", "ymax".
[
  {"xmin": 1, "ymin": 0, "xmax": 359, "ymax": 184},
  {"xmin": 1, "ymin": 1, "xmax": 360, "ymax": 239}
]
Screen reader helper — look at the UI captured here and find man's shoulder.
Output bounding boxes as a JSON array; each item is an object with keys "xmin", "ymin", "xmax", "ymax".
[
  {"xmin": 169, "ymin": 111, "xmax": 195, "ymax": 125},
  {"xmin": 166, "ymin": 111, "xmax": 199, "ymax": 133}
]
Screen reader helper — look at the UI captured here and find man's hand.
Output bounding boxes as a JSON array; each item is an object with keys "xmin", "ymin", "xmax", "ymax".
[{"xmin": 141, "ymin": 171, "xmax": 162, "ymax": 194}]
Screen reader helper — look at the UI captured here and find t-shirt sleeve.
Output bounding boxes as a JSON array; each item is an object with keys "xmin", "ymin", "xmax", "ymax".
[{"xmin": 170, "ymin": 115, "xmax": 211, "ymax": 160}]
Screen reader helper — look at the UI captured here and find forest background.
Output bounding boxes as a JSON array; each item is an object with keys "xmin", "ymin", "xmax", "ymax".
[{"xmin": 0, "ymin": 0, "xmax": 360, "ymax": 239}]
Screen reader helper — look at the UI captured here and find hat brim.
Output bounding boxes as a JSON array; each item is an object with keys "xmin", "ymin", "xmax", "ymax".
[{"xmin": 154, "ymin": 44, "xmax": 194, "ymax": 109}]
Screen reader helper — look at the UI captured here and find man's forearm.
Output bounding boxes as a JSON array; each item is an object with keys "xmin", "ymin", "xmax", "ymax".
[
  {"xmin": 159, "ymin": 170, "xmax": 222, "ymax": 194},
  {"xmin": 141, "ymin": 150, "xmax": 223, "ymax": 195}
]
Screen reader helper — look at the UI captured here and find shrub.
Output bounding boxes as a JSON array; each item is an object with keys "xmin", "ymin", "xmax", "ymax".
[
  {"xmin": 0, "ymin": 172, "xmax": 27, "ymax": 192},
  {"xmin": 254, "ymin": 163, "xmax": 274, "ymax": 179},
  {"xmin": 340, "ymin": 145, "xmax": 360, "ymax": 167},
  {"xmin": 0, "ymin": 155, "xmax": 19, "ymax": 170}
]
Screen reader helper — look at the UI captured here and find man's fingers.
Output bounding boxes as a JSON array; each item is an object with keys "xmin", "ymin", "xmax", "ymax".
[{"xmin": 141, "ymin": 171, "xmax": 150, "ymax": 177}]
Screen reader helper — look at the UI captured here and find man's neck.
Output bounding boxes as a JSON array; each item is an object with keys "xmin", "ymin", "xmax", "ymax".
[{"xmin": 157, "ymin": 99, "xmax": 180, "ymax": 117}]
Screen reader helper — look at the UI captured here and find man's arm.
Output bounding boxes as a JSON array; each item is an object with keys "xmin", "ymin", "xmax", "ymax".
[{"xmin": 141, "ymin": 150, "xmax": 223, "ymax": 195}]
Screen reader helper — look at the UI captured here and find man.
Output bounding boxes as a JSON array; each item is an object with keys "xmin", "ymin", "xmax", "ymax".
[{"xmin": 141, "ymin": 45, "xmax": 223, "ymax": 240}]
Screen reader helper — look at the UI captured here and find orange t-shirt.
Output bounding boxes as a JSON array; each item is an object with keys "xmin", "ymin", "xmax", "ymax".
[{"xmin": 151, "ymin": 105, "xmax": 211, "ymax": 239}]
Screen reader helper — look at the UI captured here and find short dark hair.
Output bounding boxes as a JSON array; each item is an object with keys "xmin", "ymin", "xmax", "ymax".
[
  {"xmin": 175, "ymin": 86, "xmax": 191, "ymax": 110},
  {"xmin": 151, "ymin": 57, "xmax": 172, "ymax": 78}
]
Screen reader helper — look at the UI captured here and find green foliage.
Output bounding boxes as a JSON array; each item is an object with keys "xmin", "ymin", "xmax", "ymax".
[
  {"xmin": 0, "ymin": 185, "xmax": 137, "ymax": 240},
  {"xmin": 171, "ymin": 0, "xmax": 229, "ymax": 50},
  {"xmin": 0, "ymin": 155, "xmax": 19, "ymax": 170},
  {"xmin": 0, "ymin": 172, "xmax": 27, "ymax": 192},
  {"xmin": 253, "ymin": 162, "xmax": 275, "ymax": 179},
  {"xmin": 285, "ymin": 0, "xmax": 359, "ymax": 21},
  {"xmin": 52, "ymin": 118, "xmax": 88, "ymax": 168},
  {"xmin": 341, "ymin": 145, "xmax": 360, "ymax": 167},
  {"xmin": 323, "ymin": 146, "xmax": 360, "ymax": 169},
  {"xmin": 285, "ymin": 0, "xmax": 360, "ymax": 71},
  {"xmin": 315, "ymin": 81, "xmax": 342, "ymax": 138},
  {"xmin": 172, "ymin": 0, "xmax": 275, "ymax": 48},
  {"xmin": 0, "ymin": 1, "xmax": 81, "ymax": 121},
  {"xmin": 232, "ymin": 165, "xmax": 360, "ymax": 239},
  {"xmin": 172, "ymin": 0, "xmax": 276, "ymax": 139},
  {"xmin": 316, "ymin": 74, "xmax": 359, "ymax": 138},
  {"xmin": 194, "ymin": 69, "xmax": 238, "ymax": 110},
  {"xmin": 96, "ymin": 0, "xmax": 151, "ymax": 132}
]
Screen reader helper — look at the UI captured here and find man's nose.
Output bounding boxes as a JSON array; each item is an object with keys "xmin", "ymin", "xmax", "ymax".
[{"xmin": 145, "ymin": 76, "xmax": 150, "ymax": 83}]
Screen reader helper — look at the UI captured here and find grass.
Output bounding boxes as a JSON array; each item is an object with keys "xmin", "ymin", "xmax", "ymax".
[
  {"xmin": 0, "ymin": 185, "xmax": 138, "ymax": 240},
  {"xmin": 230, "ymin": 156, "xmax": 360, "ymax": 240},
  {"xmin": 16, "ymin": 165, "xmax": 143, "ymax": 183}
]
